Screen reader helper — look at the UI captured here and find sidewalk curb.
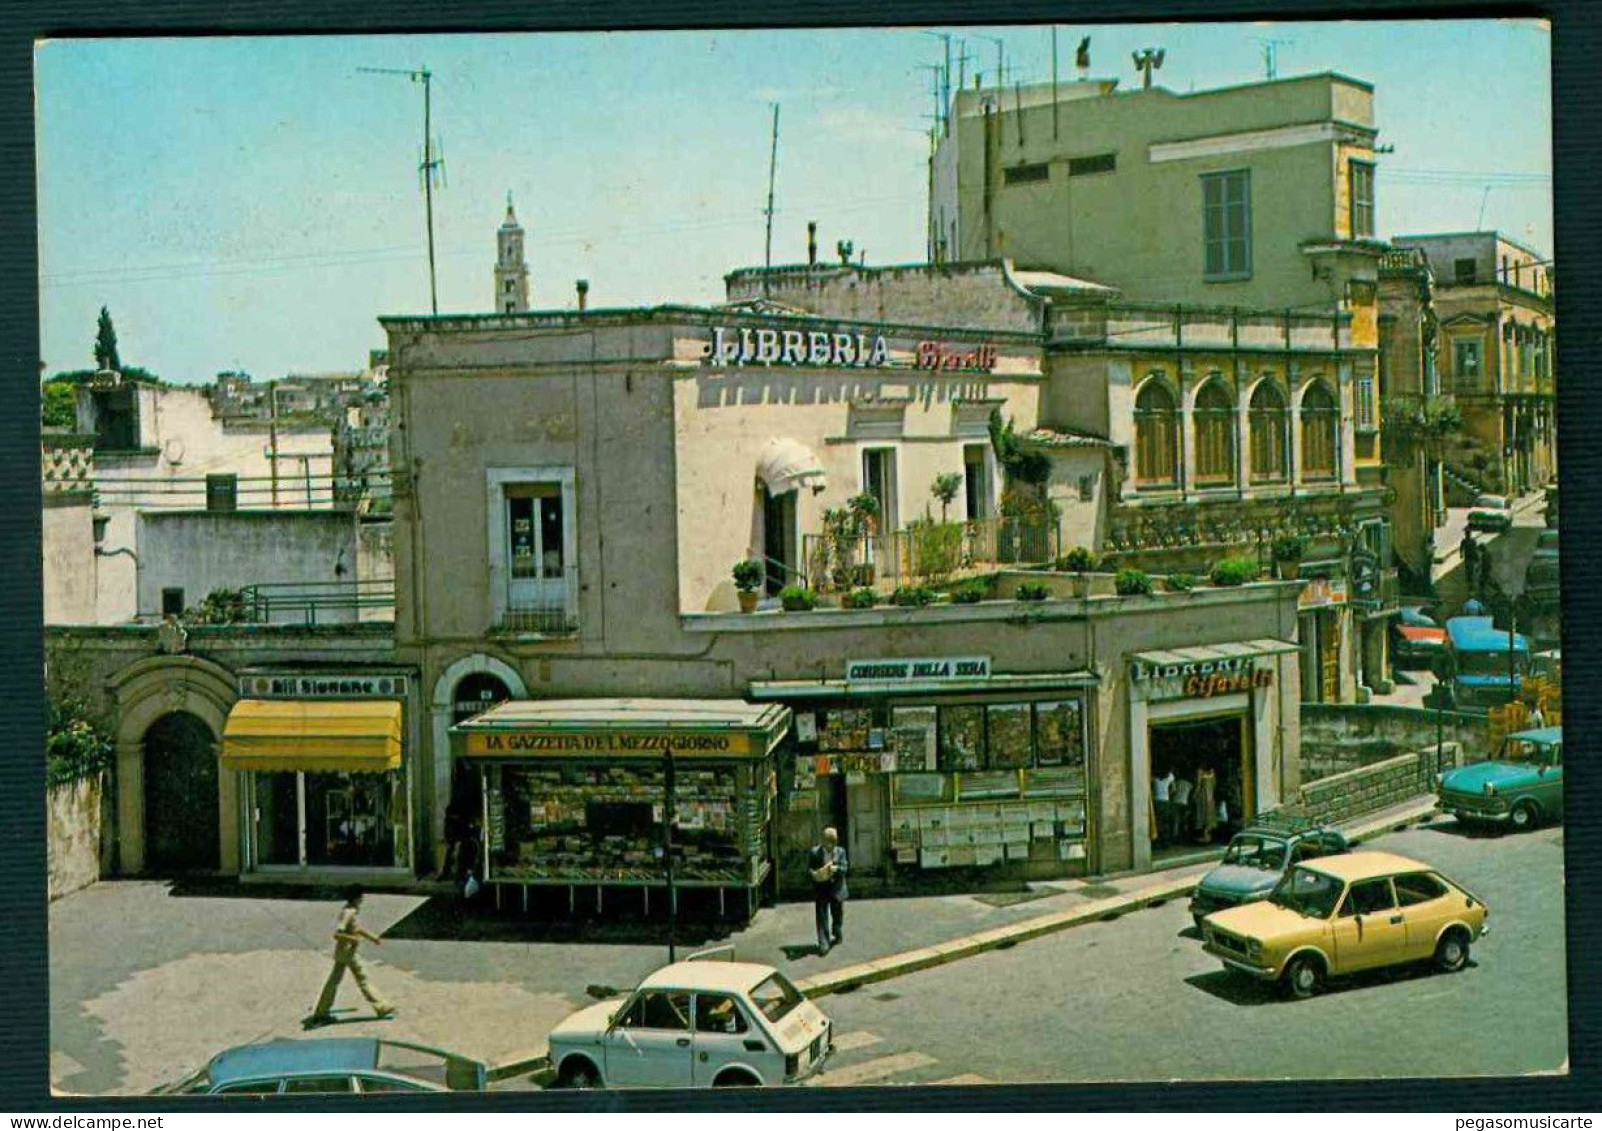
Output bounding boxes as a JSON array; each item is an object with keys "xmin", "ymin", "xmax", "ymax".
[{"xmin": 792, "ymin": 797, "xmax": 1440, "ymax": 1000}]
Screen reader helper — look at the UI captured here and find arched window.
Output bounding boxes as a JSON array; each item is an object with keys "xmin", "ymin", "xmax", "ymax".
[
  {"xmin": 1248, "ymin": 381, "xmax": 1290, "ymax": 482},
  {"xmin": 1134, "ymin": 380, "xmax": 1179, "ymax": 488},
  {"xmin": 1300, "ymin": 382, "xmax": 1339, "ymax": 481},
  {"xmin": 1193, "ymin": 379, "xmax": 1237, "ymax": 486}
]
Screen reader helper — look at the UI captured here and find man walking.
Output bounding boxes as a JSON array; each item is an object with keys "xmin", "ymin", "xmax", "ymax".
[
  {"xmin": 808, "ymin": 827, "xmax": 849, "ymax": 955},
  {"xmin": 311, "ymin": 887, "xmax": 396, "ymax": 1024}
]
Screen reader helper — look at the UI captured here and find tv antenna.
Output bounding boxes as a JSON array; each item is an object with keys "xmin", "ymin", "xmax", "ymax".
[
  {"xmin": 976, "ymin": 34, "xmax": 1007, "ymax": 88},
  {"xmin": 763, "ymin": 104, "xmax": 780, "ymax": 295},
  {"xmin": 1258, "ymin": 38, "xmax": 1294, "ymax": 80},
  {"xmin": 1132, "ymin": 47, "xmax": 1166, "ymax": 90},
  {"xmin": 359, "ymin": 65, "xmax": 446, "ymax": 315},
  {"xmin": 1477, "ymin": 185, "xmax": 1493, "ymax": 229}
]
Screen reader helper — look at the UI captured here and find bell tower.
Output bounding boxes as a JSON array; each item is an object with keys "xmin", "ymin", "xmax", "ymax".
[{"xmin": 495, "ymin": 192, "xmax": 530, "ymax": 313}]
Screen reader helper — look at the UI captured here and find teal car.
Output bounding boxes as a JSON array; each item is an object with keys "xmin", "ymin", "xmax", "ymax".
[
  {"xmin": 1187, "ymin": 815, "xmax": 1348, "ymax": 930},
  {"xmin": 1436, "ymin": 726, "xmax": 1563, "ymax": 832}
]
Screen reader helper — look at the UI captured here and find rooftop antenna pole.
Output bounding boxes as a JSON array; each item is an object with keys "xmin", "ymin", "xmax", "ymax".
[
  {"xmin": 1051, "ymin": 27, "xmax": 1060, "ymax": 139},
  {"xmin": 360, "ymin": 65, "xmax": 444, "ymax": 314},
  {"xmin": 1132, "ymin": 47, "xmax": 1166, "ymax": 90},
  {"xmin": 1477, "ymin": 184, "xmax": 1493, "ymax": 229},
  {"xmin": 1257, "ymin": 38, "xmax": 1294, "ymax": 80},
  {"xmin": 763, "ymin": 103, "xmax": 780, "ymax": 295},
  {"xmin": 978, "ymin": 35, "xmax": 1005, "ymax": 88}
]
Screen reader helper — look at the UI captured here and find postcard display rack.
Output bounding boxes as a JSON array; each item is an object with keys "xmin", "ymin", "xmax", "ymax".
[
  {"xmin": 791, "ymin": 698, "xmax": 1090, "ymax": 871},
  {"xmin": 481, "ymin": 757, "xmax": 775, "ymax": 916}
]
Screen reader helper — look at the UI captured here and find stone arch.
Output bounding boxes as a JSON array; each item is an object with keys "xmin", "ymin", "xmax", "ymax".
[
  {"xmin": 427, "ymin": 653, "xmax": 530, "ymax": 872},
  {"xmin": 108, "ymin": 655, "xmax": 238, "ymax": 875}
]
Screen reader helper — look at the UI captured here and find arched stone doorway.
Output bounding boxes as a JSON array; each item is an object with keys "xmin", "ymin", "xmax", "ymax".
[
  {"xmin": 429, "ymin": 655, "xmax": 528, "ymax": 873},
  {"xmin": 142, "ymin": 712, "xmax": 220, "ymax": 872},
  {"xmin": 108, "ymin": 655, "xmax": 238, "ymax": 876}
]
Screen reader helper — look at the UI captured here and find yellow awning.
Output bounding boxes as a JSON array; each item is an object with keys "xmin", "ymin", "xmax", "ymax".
[{"xmin": 222, "ymin": 699, "xmax": 403, "ymax": 773}]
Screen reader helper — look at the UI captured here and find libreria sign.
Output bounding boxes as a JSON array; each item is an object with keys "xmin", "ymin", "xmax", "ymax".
[{"xmin": 708, "ymin": 325, "xmax": 891, "ymax": 368}]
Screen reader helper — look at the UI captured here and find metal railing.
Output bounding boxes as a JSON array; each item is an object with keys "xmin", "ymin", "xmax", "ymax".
[
  {"xmin": 238, "ymin": 580, "xmax": 395, "ymax": 625},
  {"xmin": 496, "ymin": 570, "xmax": 580, "ymax": 635},
  {"xmin": 801, "ymin": 515, "xmax": 1058, "ymax": 592},
  {"xmin": 91, "ymin": 468, "xmax": 392, "ymax": 512}
]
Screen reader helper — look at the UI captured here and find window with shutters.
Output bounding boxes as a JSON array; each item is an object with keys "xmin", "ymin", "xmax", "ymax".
[
  {"xmin": 1248, "ymin": 382, "xmax": 1290, "ymax": 483},
  {"xmin": 1300, "ymin": 382, "xmax": 1339, "ymax": 481},
  {"xmin": 1348, "ymin": 160, "xmax": 1375, "ymax": 238},
  {"xmin": 1202, "ymin": 170, "xmax": 1252, "ymax": 281},
  {"xmin": 1193, "ymin": 380, "xmax": 1237, "ymax": 486},
  {"xmin": 1134, "ymin": 380, "xmax": 1180, "ymax": 488}
]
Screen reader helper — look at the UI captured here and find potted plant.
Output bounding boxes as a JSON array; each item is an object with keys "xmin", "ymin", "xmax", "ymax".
[
  {"xmin": 891, "ymin": 584, "xmax": 936, "ymax": 608},
  {"xmin": 930, "ymin": 471, "xmax": 963, "ymax": 522},
  {"xmin": 1209, "ymin": 557, "xmax": 1260, "ymax": 587},
  {"xmin": 1114, "ymin": 568, "xmax": 1153, "ymax": 597},
  {"xmin": 1055, "ymin": 546, "xmax": 1100, "ymax": 598},
  {"xmin": 731, "ymin": 559, "xmax": 765, "ymax": 613},
  {"xmin": 952, "ymin": 580, "xmax": 988, "ymax": 605},
  {"xmin": 841, "ymin": 586, "xmax": 878, "ymax": 610},
  {"xmin": 1164, "ymin": 572, "xmax": 1196, "ymax": 593},
  {"xmin": 1271, "ymin": 533, "xmax": 1308, "ymax": 581},
  {"xmin": 779, "ymin": 585, "xmax": 817, "ymax": 612},
  {"xmin": 1016, "ymin": 580, "xmax": 1051, "ymax": 602}
]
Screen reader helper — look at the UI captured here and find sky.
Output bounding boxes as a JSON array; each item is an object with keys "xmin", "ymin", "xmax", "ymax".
[{"xmin": 35, "ymin": 20, "xmax": 1552, "ymax": 383}]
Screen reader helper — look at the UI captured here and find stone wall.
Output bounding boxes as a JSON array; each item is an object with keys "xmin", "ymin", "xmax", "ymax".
[
  {"xmin": 1293, "ymin": 742, "xmax": 1459, "ymax": 826},
  {"xmin": 49, "ymin": 775, "xmax": 102, "ymax": 900},
  {"xmin": 1300, "ymin": 703, "xmax": 1488, "ymax": 781}
]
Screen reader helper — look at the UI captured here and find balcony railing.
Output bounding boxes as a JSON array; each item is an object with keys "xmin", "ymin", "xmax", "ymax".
[
  {"xmin": 237, "ymin": 580, "xmax": 395, "ymax": 625},
  {"xmin": 1050, "ymin": 300, "xmax": 1354, "ymax": 352},
  {"xmin": 801, "ymin": 515, "xmax": 1059, "ymax": 592},
  {"xmin": 495, "ymin": 570, "xmax": 580, "ymax": 635}
]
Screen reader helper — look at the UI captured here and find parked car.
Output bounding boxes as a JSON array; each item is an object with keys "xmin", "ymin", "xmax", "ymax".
[
  {"xmin": 1544, "ymin": 483, "xmax": 1559, "ymax": 528},
  {"xmin": 1436, "ymin": 726, "xmax": 1562, "ymax": 832},
  {"xmin": 1530, "ymin": 528, "xmax": 1560, "ymax": 561},
  {"xmin": 1188, "ymin": 814, "xmax": 1347, "ymax": 930},
  {"xmin": 545, "ymin": 958, "xmax": 833, "ymax": 1089},
  {"xmin": 1391, "ymin": 605, "xmax": 1448, "ymax": 669},
  {"xmin": 160, "ymin": 1037, "xmax": 488, "ymax": 1095},
  {"xmin": 1438, "ymin": 616, "xmax": 1531, "ymax": 712},
  {"xmin": 1202, "ymin": 851, "xmax": 1489, "ymax": 999},
  {"xmin": 1467, "ymin": 494, "xmax": 1514, "ymax": 534}
]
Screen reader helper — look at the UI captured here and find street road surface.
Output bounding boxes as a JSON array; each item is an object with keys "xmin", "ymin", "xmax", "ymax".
[{"xmin": 811, "ymin": 820, "xmax": 1566, "ymax": 1085}]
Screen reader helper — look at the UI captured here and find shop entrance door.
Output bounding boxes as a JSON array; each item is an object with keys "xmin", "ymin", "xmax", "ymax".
[
  {"xmin": 143, "ymin": 711, "xmax": 220, "ymax": 873},
  {"xmin": 845, "ymin": 779, "xmax": 883, "ymax": 875},
  {"xmin": 1147, "ymin": 713, "xmax": 1251, "ymax": 850}
]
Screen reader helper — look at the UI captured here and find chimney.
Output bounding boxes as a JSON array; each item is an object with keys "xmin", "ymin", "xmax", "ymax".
[
  {"xmin": 576, "ymin": 279, "xmax": 590, "ymax": 312},
  {"xmin": 807, "ymin": 221, "xmax": 818, "ymax": 267}
]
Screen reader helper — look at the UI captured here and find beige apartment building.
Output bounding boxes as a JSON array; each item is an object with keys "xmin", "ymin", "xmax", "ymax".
[
  {"xmin": 377, "ymin": 300, "xmax": 1307, "ymax": 901},
  {"xmin": 1391, "ymin": 231, "xmax": 1555, "ymax": 498}
]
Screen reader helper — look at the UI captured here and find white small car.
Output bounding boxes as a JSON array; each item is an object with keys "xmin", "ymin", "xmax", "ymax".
[{"xmin": 546, "ymin": 959, "xmax": 833, "ymax": 1088}]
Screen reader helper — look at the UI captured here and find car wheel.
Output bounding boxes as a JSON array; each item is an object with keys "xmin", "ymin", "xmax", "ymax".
[
  {"xmin": 1283, "ymin": 955, "xmax": 1323, "ymax": 1000},
  {"xmin": 1510, "ymin": 801, "xmax": 1538, "ymax": 832},
  {"xmin": 713, "ymin": 1071, "xmax": 759, "ymax": 1087},
  {"xmin": 556, "ymin": 1059, "xmax": 601, "ymax": 1090},
  {"xmin": 1434, "ymin": 929, "xmax": 1470, "ymax": 973}
]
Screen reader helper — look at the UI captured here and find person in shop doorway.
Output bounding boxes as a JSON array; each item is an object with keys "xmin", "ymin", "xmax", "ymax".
[
  {"xmin": 1171, "ymin": 768, "xmax": 1194, "ymax": 846},
  {"xmin": 310, "ymin": 887, "xmax": 395, "ymax": 1025},
  {"xmin": 808, "ymin": 827, "xmax": 849, "ymax": 955},
  {"xmin": 1153, "ymin": 769, "xmax": 1175, "ymax": 847},
  {"xmin": 1195, "ymin": 766, "xmax": 1218, "ymax": 844}
]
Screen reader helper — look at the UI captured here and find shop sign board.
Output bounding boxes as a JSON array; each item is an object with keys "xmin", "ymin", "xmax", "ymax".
[
  {"xmin": 1298, "ymin": 576, "xmax": 1348, "ymax": 608},
  {"xmin": 707, "ymin": 326, "xmax": 998, "ymax": 373},
  {"xmin": 1129, "ymin": 655, "xmax": 1273, "ymax": 702},
  {"xmin": 241, "ymin": 673, "xmax": 408, "ymax": 698},
  {"xmin": 465, "ymin": 729, "xmax": 755, "ymax": 758},
  {"xmin": 845, "ymin": 655, "xmax": 991, "ymax": 686}
]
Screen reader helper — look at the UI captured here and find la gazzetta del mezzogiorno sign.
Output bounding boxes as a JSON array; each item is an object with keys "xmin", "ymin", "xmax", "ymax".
[
  {"xmin": 706, "ymin": 326, "xmax": 998, "ymax": 372},
  {"xmin": 464, "ymin": 729, "xmax": 756, "ymax": 758},
  {"xmin": 1129, "ymin": 654, "xmax": 1273, "ymax": 701}
]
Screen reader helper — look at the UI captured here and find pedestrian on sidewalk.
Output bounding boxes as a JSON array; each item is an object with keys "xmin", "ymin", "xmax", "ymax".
[
  {"xmin": 310, "ymin": 887, "xmax": 395, "ymax": 1025},
  {"xmin": 808, "ymin": 828, "xmax": 849, "ymax": 955}
]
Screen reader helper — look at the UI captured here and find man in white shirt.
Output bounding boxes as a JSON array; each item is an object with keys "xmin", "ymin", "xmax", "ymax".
[{"xmin": 1153, "ymin": 771, "xmax": 1175, "ymax": 846}]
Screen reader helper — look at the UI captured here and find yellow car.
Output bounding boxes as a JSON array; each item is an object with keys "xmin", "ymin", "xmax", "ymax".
[{"xmin": 1202, "ymin": 851, "xmax": 1489, "ymax": 998}]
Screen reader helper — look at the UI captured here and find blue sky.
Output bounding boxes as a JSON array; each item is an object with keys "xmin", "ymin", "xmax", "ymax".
[{"xmin": 35, "ymin": 20, "xmax": 1551, "ymax": 382}]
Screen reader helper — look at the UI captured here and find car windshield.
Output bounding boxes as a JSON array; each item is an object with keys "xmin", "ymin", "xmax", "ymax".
[
  {"xmin": 749, "ymin": 973, "xmax": 804, "ymax": 1023},
  {"xmin": 1501, "ymin": 738, "xmax": 1558, "ymax": 766},
  {"xmin": 1269, "ymin": 866, "xmax": 1343, "ymax": 918},
  {"xmin": 1461, "ymin": 651, "xmax": 1522, "ymax": 677},
  {"xmin": 1474, "ymin": 495, "xmax": 1507, "ymax": 510},
  {"xmin": 1222, "ymin": 835, "xmax": 1287, "ymax": 871}
]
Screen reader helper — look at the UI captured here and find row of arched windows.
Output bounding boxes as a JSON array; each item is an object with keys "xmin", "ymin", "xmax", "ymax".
[{"xmin": 1133, "ymin": 378, "xmax": 1339, "ymax": 490}]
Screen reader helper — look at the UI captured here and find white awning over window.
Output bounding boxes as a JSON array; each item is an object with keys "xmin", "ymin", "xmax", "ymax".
[{"xmin": 756, "ymin": 437, "xmax": 826, "ymax": 496}]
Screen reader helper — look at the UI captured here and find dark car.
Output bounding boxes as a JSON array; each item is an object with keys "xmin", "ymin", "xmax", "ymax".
[
  {"xmin": 160, "ymin": 1037, "xmax": 489, "ymax": 1096},
  {"xmin": 1392, "ymin": 605, "xmax": 1448, "ymax": 669},
  {"xmin": 1467, "ymin": 494, "xmax": 1514, "ymax": 534},
  {"xmin": 1188, "ymin": 814, "xmax": 1349, "ymax": 930}
]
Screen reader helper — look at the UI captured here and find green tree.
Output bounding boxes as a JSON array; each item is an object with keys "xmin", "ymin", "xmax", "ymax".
[
  {"xmin": 93, "ymin": 306, "xmax": 121, "ymax": 372},
  {"xmin": 41, "ymin": 381, "xmax": 77, "ymax": 427}
]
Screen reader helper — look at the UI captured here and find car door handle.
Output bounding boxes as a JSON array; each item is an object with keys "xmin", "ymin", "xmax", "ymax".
[
  {"xmin": 743, "ymin": 1039, "xmax": 767, "ymax": 1053},
  {"xmin": 676, "ymin": 1037, "xmax": 691, "ymax": 1048},
  {"xmin": 1389, "ymin": 915, "xmax": 1404, "ymax": 925}
]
